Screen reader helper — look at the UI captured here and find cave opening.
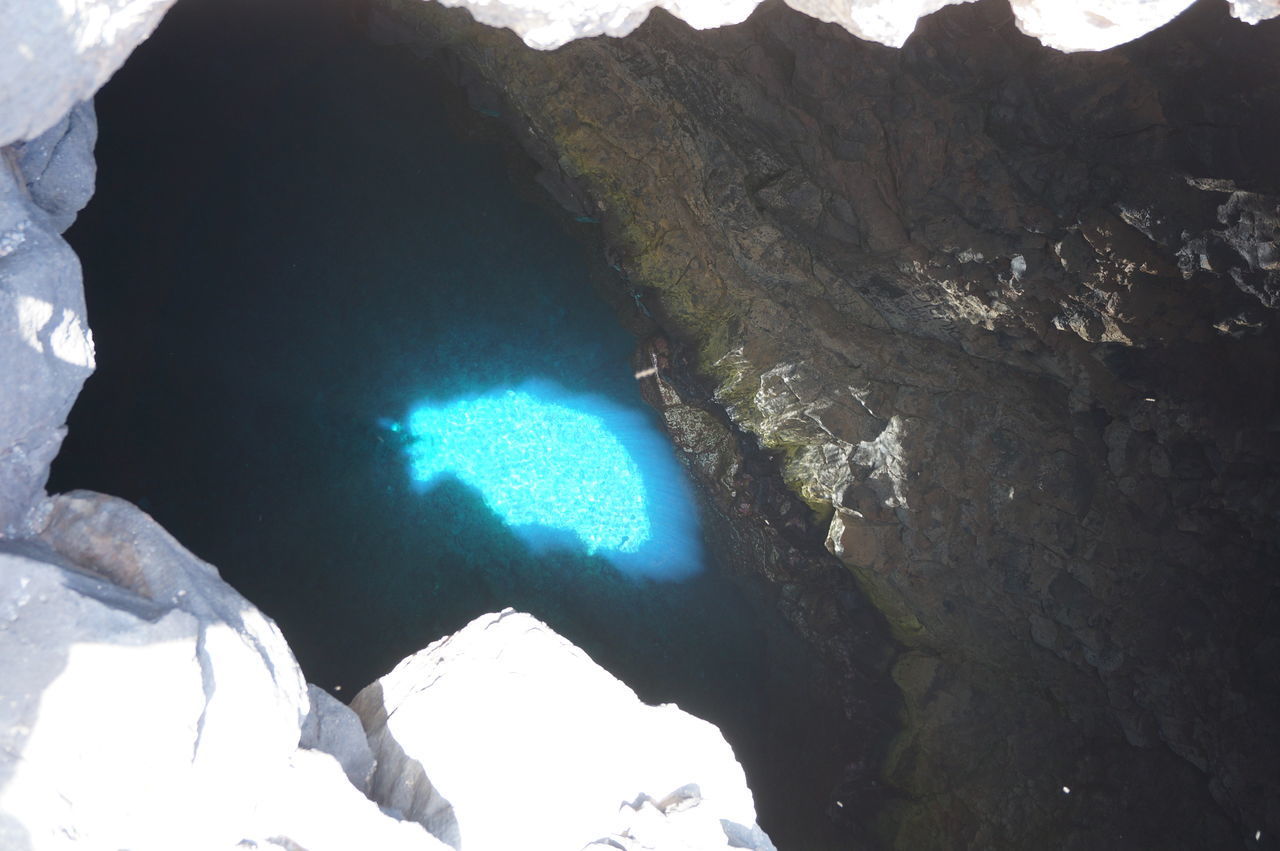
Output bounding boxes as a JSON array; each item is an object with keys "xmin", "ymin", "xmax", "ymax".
[{"xmin": 45, "ymin": 0, "xmax": 880, "ymax": 846}]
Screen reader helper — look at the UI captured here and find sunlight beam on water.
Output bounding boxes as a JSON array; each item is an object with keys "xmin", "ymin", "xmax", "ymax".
[
  {"xmin": 398, "ymin": 379, "xmax": 703, "ymax": 581},
  {"xmin": 407, "ymin": 389, "xmax": 650, "ymax": 554}
]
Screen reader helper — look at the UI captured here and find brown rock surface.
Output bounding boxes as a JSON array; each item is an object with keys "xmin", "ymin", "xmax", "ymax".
[{"xmin": 369, "ymin": 1, "xmax": 1280, "ymax": 846}]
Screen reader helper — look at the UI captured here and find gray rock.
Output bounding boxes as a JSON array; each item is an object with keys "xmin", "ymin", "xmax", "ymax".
[
  {"xmin": 12, "ymin": 103, "xmax": 98, "ymax": 234},
  {"xmin": 0, "ymin": 112, "xmax": 97, "ymax": 537},
  {"xmin": 302, "ymin": 684, "xmax": 377, "ymax": 794},
  {"xmin": 0, "ymin": 538, "xmax": 197, "ymax": 851},
  {"xmin": 2, "ymin": 490, "xmax": 306, "ymax": 847},
  {"xmin": 353, "ymin": 609, "xmax": 776, "ymax": 851},
  {"xmin": 0, "ymin": 0, "xmax": 177, "ymax": 147},
  {"xmin": 0, "ymin": 491, "xmax": 443, "ymax": 850}
]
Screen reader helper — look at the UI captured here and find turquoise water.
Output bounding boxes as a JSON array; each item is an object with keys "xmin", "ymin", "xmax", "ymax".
[
  {"xmin": 402, "ymin": 382, "xmax": 702, "ymax": 579},
  {"xmin": 52, "ymin": 0, "xmax": 728, "ymax": 690},
  {"xmin": 49, "ymin": 0, "xmax": 873, "ymax": 846}
]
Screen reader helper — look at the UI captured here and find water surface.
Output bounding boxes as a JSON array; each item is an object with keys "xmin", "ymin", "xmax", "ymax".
[{"xmin": 50, "ymin": 1, "xmax": 863, "ymax": 846}]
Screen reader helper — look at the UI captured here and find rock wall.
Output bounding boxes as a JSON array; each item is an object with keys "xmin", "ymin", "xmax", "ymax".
[
  {"xmin": 5, "ymin": 0, "xmax": 1280, "ymax": 847},
  {"xmin": 0, "ymin": 105, "xmax": 97, "ymax": 537},
  {"xmin": 370, "ymin": 0, "xmax": 1280, "ymax": 846}
]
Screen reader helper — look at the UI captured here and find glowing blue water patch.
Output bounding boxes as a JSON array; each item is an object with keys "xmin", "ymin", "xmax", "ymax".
[
  {"xmin": 408, "ymin": 392, "xmax": 649, "ymax": 553},
  {"xmin": 401, "ymin": 380, "xmax": 702, "ymax": 581}
]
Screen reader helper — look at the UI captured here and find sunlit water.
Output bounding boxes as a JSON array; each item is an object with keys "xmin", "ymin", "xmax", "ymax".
[
  {"xmin": 48, "ymin": 0, "xmax": 865, "ymax": 846},
  {"xmin": 401, "ymin": 381, "xmax": 701, "ymax": 579}
]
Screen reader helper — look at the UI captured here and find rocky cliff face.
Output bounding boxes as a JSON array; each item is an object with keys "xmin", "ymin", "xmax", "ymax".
[{"xmin": 370, "ymin": 1, "xmax": 1280, "ymax": 846}]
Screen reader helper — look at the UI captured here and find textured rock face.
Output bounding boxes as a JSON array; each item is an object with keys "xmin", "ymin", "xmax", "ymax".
[
  {"xmin": 0, "ymin": 104, "xmax": 97, "ymax": 537},
  {"xmin": 0, "ymin": 0, "xmax": 178, "ymax": 147},
  {"xmin": 372, "ymin": 0, "xmax": 1280, "ymax": 846},
  {"xmin": 353, "ymin": 609, "xmax": 776, "ymax": 851},
  {"xmin": 0, "ymin": 491, "xmax": 444, "ymax": 851},
  {"xmin": 422, "ymin": 0, "xmax": 1279, "ymax": 50},
  {"xmin": 302, "ymin": 683, "xmax": 378, "ymax": 793}
]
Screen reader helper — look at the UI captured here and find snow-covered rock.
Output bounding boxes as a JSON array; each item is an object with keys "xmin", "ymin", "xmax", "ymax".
[
  {"xmin": 353, "ymin": 609, "xmax": 776, "ymax": 851},
  {"xmin": 0, "ymin": 491, "xmax": 444, "ymax": 851}
]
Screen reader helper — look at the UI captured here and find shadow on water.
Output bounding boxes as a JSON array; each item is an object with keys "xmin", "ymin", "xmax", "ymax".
[{"xmin": 49, "ymin": 0, "xmax": 876, "ymax": 847}]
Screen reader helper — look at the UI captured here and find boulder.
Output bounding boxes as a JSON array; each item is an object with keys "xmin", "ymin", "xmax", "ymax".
[
  {"xmin": 353, "ymin": 609, "xmax": 776, "ymax": 851},
  {"xmin": 0, "ymin": 491, "xmax": 444, "ymax": 851},
  {"xmin": 0, "ymin": 0, "xmax": 177, "ymax": 146}
]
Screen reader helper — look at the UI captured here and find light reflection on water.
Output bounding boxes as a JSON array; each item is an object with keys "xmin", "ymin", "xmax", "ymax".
[{"xmin": 401, "ymin": 380, "xmax": 702, "ymax": 581}]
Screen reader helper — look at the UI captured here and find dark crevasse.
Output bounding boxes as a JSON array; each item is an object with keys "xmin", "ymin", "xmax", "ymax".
[{"xmin": 48, "ymin": 0, "xmax": 866, "ymax": 847}]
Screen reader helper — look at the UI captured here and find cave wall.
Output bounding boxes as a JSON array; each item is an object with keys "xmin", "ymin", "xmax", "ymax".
[
  {"xmin": 0, "ymin": 28, "xmax": 780, "ymax": 847},
  {"xmin": 4, "ymin": 0, "xmax": 1280, "ymax": 846},
  {"xmin": 369, "ymin": 0, "xmax": 1280, "ymax": 846},
  {"xmin": 409, "ymin": 0, "xmax": 1280, "ymax": 51}
]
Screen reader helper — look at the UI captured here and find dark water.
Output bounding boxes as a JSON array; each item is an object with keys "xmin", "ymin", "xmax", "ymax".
[{"xmin": 50, "ymin": 0, "xmax": 861, "ymax": 846}]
